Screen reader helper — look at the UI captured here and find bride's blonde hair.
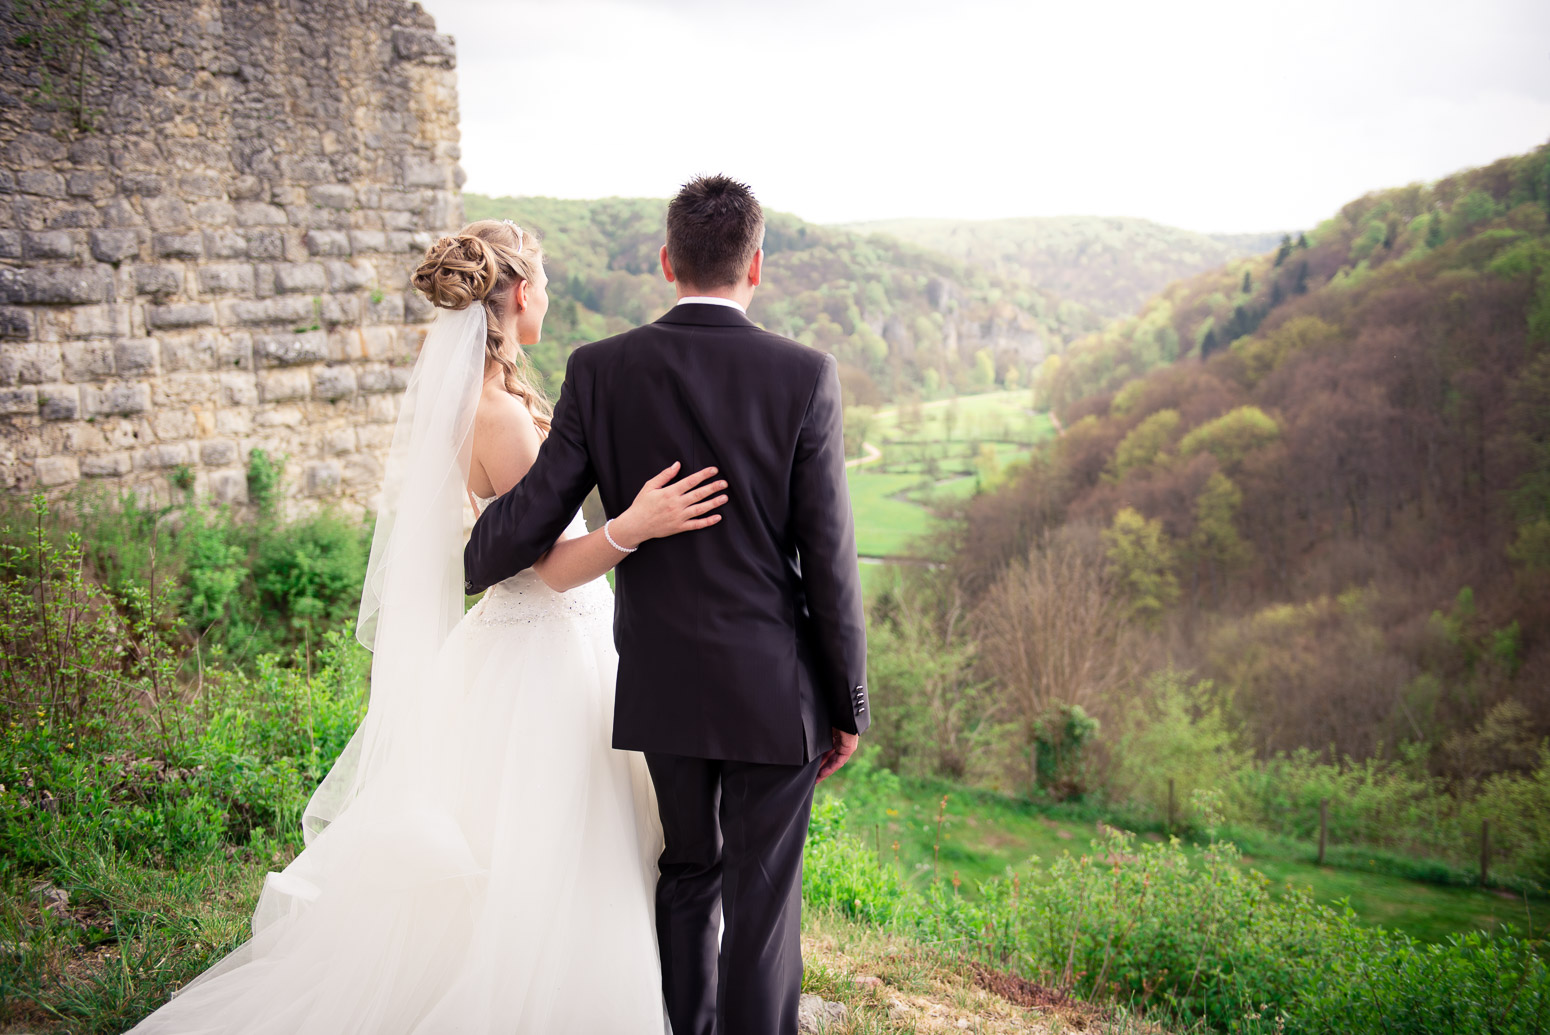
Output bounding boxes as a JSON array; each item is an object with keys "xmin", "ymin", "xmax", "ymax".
[{"xmin": 411, "ymin": 220, "xmax": 554, "ymax": 434}]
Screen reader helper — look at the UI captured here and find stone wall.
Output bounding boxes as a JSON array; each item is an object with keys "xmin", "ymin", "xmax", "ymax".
[{"xmin": 0, "ymin": 0, "xmax": 463, "ymax": 518}]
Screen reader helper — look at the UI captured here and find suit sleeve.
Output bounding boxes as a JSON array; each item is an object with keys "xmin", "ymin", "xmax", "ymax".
[
  {"xmin": 463, "ymin": 349, "xmax": 598, "ymax": 595},
  {"xmin": 790, "ymin": 353, "xmax": 870, "ymax": 736}
]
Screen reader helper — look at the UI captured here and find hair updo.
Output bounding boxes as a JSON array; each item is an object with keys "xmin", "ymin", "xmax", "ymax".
[{"xmin": 412, "ymin": 220, "xmax": 553, "ymax": 433}]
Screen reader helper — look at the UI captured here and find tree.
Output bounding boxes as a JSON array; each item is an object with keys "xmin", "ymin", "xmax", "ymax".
[
  {"xmin": 1275, "ymin": 234, "xmax": 1293, "ymax": 267},
  {"xmin": 1178, "ymin": 405, "xmax": 1281, "ymax": 470},
  {"xmin": 1241, "ymin": 270, "xmax": 1253, "ymax": 294},
  {"xmin": 1293, "ymin": 260, "xmax": 1310, "ymax": 295},
  {"xmin": 973, "ymin": 527, "xmax": 1137, "ymax": 793},
  {"xmin": 1296, "ymin": 232, "xmax": 1309, "ymax": 249},
  {"xmin": 1101, "ymin": 507, "xmax": 1180, "ymax": 624},
  {"xmin": 1109, "ymin": 408, "xmax": 1181, "ymax": 480},
  {"xmin": 1200, "ymin": 328, "xmax": 1220, "ymax": 358},
  {"xmin": 1189, "ymin": 471, "xmax": 1252, "ymax": 606},
  {"xmin": 1425, "ymin": 212, "xmax": 1444, "ymax": 249}
]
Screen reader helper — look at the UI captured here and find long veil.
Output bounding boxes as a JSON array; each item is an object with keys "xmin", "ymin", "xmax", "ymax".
[{"xmin": 301, "ymin": 303, "xmax": 487, "ymax": 841}]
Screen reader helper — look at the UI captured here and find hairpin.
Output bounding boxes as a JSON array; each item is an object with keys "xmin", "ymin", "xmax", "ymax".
[{"xmin": 501, "ymin": 219, "xmax": 525, "ymax": 253}]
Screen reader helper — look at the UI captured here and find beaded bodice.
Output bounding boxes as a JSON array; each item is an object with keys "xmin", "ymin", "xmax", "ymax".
[{"xmin": 465, "ymin": 494, "xmax": 612, "ymax": 626}]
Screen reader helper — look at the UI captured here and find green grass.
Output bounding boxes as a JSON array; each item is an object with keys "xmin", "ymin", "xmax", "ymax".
[
  {"xmin": 848, "ymin": 390, "xmax": 1055, "ymax": 558},
  {"xmin": 824, "ymin": 768, "xmax": 1533, "ymax": 946}
]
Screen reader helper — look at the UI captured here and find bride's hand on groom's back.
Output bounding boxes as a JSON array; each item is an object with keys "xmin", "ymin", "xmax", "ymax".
[{"xmin": 607, "ymin": 462, "xmax": 729, "ymax": 549}]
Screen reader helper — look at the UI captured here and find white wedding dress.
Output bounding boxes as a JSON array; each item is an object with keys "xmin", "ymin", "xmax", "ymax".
[{"xmin": 125, "ymin": 502, "xmax": 669, "ymax": 1035}]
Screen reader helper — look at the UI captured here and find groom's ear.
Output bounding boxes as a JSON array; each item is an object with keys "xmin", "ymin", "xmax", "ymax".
[
  {"xmin": 747, "ymin": 248, "xmax": 763, "ymax": 289},
  {"xmin": 659, "ymin": 244, "xmax": 677, "ymax": 284}
]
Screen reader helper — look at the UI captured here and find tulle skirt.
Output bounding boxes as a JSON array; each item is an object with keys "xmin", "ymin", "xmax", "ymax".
[{"xmin": 125, "ymin": 572, "xmax": 668, "ymax": 1034}]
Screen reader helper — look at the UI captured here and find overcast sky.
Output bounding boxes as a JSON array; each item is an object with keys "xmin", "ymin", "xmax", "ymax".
[{"xmin": 420, "ymin": 0, "xmax": 1550, "ymax": 234}]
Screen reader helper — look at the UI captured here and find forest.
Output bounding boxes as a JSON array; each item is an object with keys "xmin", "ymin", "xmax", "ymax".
[
  {"xmin": 869, "ymin": 142, "xmax": 1550, "ymax": 884},
  {"xmin": 462, "ymin": 193, "xmax": 1103, "ymax": 407}
]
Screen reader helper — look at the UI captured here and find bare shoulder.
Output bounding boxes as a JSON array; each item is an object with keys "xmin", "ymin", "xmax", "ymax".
[{"xmin": 474, "ymin": 384, "xmax": 540, "ymax": 446}]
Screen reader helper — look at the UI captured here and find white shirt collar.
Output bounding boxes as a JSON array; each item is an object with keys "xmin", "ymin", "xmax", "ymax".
[{"xmin": 675, "ymin": 295, "xmax": 747, "ymax": 314}]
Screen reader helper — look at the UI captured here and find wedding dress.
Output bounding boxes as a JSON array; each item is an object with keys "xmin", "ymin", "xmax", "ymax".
[{"xmin": 125, "ymin": 305, "xmax": 669, "ymax": 1034}]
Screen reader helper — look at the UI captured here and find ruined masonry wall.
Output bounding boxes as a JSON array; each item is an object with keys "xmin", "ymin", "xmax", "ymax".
[{"xmin": 0, "ymin": 0, "xmax": 464, "ymax": 518}]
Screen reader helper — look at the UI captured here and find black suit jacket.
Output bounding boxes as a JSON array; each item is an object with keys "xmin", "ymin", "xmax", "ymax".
[{"xmin": 464, "ymin": 303, "xmax": 869, "ymax": 765}]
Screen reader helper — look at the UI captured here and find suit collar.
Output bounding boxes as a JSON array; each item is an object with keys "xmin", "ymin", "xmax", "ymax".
[{"xmin": 654, "ymin": 302, "xmax": 758, "ymax": 329}]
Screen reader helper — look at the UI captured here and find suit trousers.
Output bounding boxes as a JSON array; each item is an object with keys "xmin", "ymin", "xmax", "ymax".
[{"xmin": 644, "ymin": 751, "xmax": 823, "ymax": 1035}]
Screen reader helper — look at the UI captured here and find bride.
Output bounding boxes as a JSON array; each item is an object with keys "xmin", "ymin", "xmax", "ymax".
[{"xmin": 126, "ymin": 219, "xmax": 727, "ymax": 1033}]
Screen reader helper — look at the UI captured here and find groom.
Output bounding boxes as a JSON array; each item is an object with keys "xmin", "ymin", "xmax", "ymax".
[{"xmin": 464, "ymin": 175, "xmax": 868, "ymax": 1034}]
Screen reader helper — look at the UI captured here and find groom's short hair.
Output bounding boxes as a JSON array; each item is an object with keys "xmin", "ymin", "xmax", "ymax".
[{"xmin": 665, "ymin": 175, "xmax": 765, "ymax": 289}]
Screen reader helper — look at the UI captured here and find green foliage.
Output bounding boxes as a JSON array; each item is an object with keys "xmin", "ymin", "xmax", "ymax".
[
  {"xmin": 1108, "ymin": 408, "xmax": 1180, "ymax": 479},
  {"xmin": 1110, "ymin": 670, "xmax": 1249, "ymax": 828},
  {"xmin": 251, "ymin": 512, "xmax": 368, "ymax": 640},
  {"xmin": 245, "ymin": 447, "xmax": 284, "ymax": 519},
  {"xmin": 1101, "ymin": 508, "xmax": 1179, "ymax": 622},
  {"xmin": 1177, "ymin": 405, "xmax": 1280, "ymax": 470}
]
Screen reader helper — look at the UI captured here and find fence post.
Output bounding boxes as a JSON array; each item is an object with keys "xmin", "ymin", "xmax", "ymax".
[
  {"xmin": 1481, "ymin": 820, "xmax": 1490, "ymax": 887},
  {"xmin": 1167, "ymin": 778, "xmax": 1175, "ymax": 835},
  {"xmin": 1317, "ymin": 798, "xmax": 1329, "ymax": 865}
]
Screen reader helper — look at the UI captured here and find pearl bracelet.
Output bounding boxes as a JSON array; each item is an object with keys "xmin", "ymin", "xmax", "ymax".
[{"xmin": 603, "ymin": 518, "xmax": 637, "ymax": 554}]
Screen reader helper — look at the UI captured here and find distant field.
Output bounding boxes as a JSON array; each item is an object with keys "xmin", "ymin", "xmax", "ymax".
[{"xmin": 848, "ymin": 390, "xmax": 1053, "ymax": 558}]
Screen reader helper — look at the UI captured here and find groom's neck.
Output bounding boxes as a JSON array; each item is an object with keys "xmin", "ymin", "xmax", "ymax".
[{"xmin": 675, "ymin": 283, "xmax": 756, "ymax": 309}]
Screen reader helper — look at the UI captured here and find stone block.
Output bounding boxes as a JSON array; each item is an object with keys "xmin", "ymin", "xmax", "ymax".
[
  {"xmin": 48, "ymin": 206, "xmax": 101, "ymax": 229},
  {"xmin": 119, "ymin": 171, "xmax": 164, "ymax": 196},
  {"xmin": 24, "ymin": 231, "xmax": 76, "ymax": 259},
  {"xmin": 323, "ymin": 426, "xmax": 357, "ymax": 454},
  {"xmin": 81, "ymin": 451, "xmax": 134, "ymax": 477},
  {"xmin": 204, "ymin": 229, "xmax": 247, "ymax": 259},
  {"xmin": 217, "ymin": 333, "xmax": 253, "ymax": 370},
  {"xmin": 82, "ymin": 382, "xmax": 152, "ymax": 417},
  {"xmin": 180, "ymin": 173, "xmax": 223, "ymax": 198},
  {"xmin": 146, "ymin": 303, "xmax": 215, "ymax": 329},
  {"xmin": 275, "ymin": 263, "xmax": 328, "ymax": 294},
  {"xmin": 247, "ymin": 229, "xmax": 285, "ymax": 259},
  {"xmin": 220, "ymin": 372, "xmax": 259, "ymax": 406},
  {"xmin": 349, "ymin": 229, "xmax": 387, "ymax": 253},
  {"xmin": 231, "ymin": 175, "xmax": 262, "ymax": 200},
  {"xmin": 152, "ymin": 373, "xmax": 220, "ymax": 409},
  {"xmin": 150, "ymin": 408, "xmax": 197, "ymax": 441},
  {"xmin": 313, "ymin": 365, "xmax": 357, "ymax": 400},
  {"xmin": 380, "ymin": 189, "xmax": 428, "ymax": 212},
  {"xmin": 192, "ymin": 201, "xmax": 236, "ymax": 226},
  {"xmin": 39, "ymin": 384, "xmax": 79, "ymax": 421},
  {"xmin": 154, "ymin": 232, "xmax": 203, "ymax": 259},
  {"xmin": 0, "ymin": 231, "xmax": 19, "ymax": 258},
  {"xmin": 385, "ymin": 231, "xmax": 414, "ymax": 253},
  {"xmin": 366, "ymin": 392, "xmax": 399, "ymax": 423},
  {"xmin": 64, "ymin": 304, "xmax": 130, "ymax": 338},
  {"xmin": 237, "ymin": 202, "xmax": 288, "ymax": 226},
  {"xmin": 17, "ymin": 170, "xmax": 66, "ymax": 197},
  {"xmin": 304, "ymin": 459, "xmax": 342, "ymax": 496},
  {"xmin": 0, "ymin": 307, "xmax": 33, "ymax": 339},
  {"xmin": 209, "ymin": 469, "xmax": 247, "ymax": 504},
  {"xmin": 392, "ymin": 27, "xmax": 456, "ymax": 63},
  {"xmin": 402, "ymin": 154, "xmax": 446, "ymax": 188},
  {"xmin": 256, "ymin": 330, "xmax": 328, "ymax": 366},
  {"xmin": 359, "ymin": 325, "xmax": 400, "ymax": 360},
  {"xmin": 140, "ymin": 442, "xmax": 193, "ymax": 469},
  {"xmin": 0, "ymin": 265, "xmax": 115, "ymax": 305},
  {"xmin": 158, "ymin": 332, "xmax": 218, "ymax": 372},
  {"xmin": 368, "ymin": 292, "xmax": 405, "ymax": 323},
  {"xmin": 200, "ymin": 439, "xmax": 238, "ymax": 466},
  {"xmin": 305, "ymin": 229, "xmax": 351, "ymax": 256},
  {"xmin": 90, "ymin": 228, "xmax": 142, "ymax": 262},
  {"xmin": 197, "ymin": 263, "xmax": 256, "ymax": 295},
  {"xmin": 223, "ymin": 296, "xmax": 316, "ymax": 325},
  {"xmin": 143, "ymin": 196, "xmax": 192, "ymax": 229},
  {"xmin": 325, "ymin": 260, "xmax": 374, "ymax": 291},
  {"xmin": 321, "ymin": 294, "xmax": 361, "ymax": 325},
  {"xmin": 0, "ymin": 386, "xmax": 38, "ymax": 414},
  {"xmin": 259, "ymin": 368, "xmax": 310, "ymax": 401},
  {"xmin": 404, "ymin": 289, "xmax": 434, "ymax": 321},
  {"xmin": 114, "ymin": 338, "xmax": 159, "ymax": 376},
  {"xmin": 134, "ymin": 265, "xmax": 183, "ymax": 297},
  {"xmin": 308, "ymin": 185, "xmax": 356, "ymax": 209},
  {"xmin": 358, "ymin": 363, "xmax": 393, "ymax": 393},
  {"xmin": 67, "ymin": 171, "xmax": 116, "ymax": 199},
  {"xmin": 62, "ymin": 341, "xmax": 115, "ymax": 381},
  {"xmin": 2, "ymin": 343, "xmax": 63, "ymax": 384},
  {"xmin": 34, "ymin": 455, "xmax": 80, "ymax": 487}
]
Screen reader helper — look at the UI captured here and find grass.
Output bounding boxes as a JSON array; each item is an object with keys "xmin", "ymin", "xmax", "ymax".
[
  {"xmin": 822, "ymin": 769, "xmax": 1534, "ymax": 947},
  {"xmin": 848, "ymin": 390, "xmax": 1055, "ymax": 558}
]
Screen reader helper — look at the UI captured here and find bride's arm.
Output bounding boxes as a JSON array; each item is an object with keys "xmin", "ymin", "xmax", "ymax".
[{"xmin": 473, "ymin": 392, "xmax": 728, "ymax": 594}]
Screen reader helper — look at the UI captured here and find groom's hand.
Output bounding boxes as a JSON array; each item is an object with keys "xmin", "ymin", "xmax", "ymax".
[{"xmin": 816, "ymin": 729, "xmax": 859, "ymax": 784}]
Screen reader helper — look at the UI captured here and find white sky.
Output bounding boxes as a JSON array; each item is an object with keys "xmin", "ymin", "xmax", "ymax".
[{"xmin": 421, "ymin": 0, "xmax": 1550, "ymax": 234}]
